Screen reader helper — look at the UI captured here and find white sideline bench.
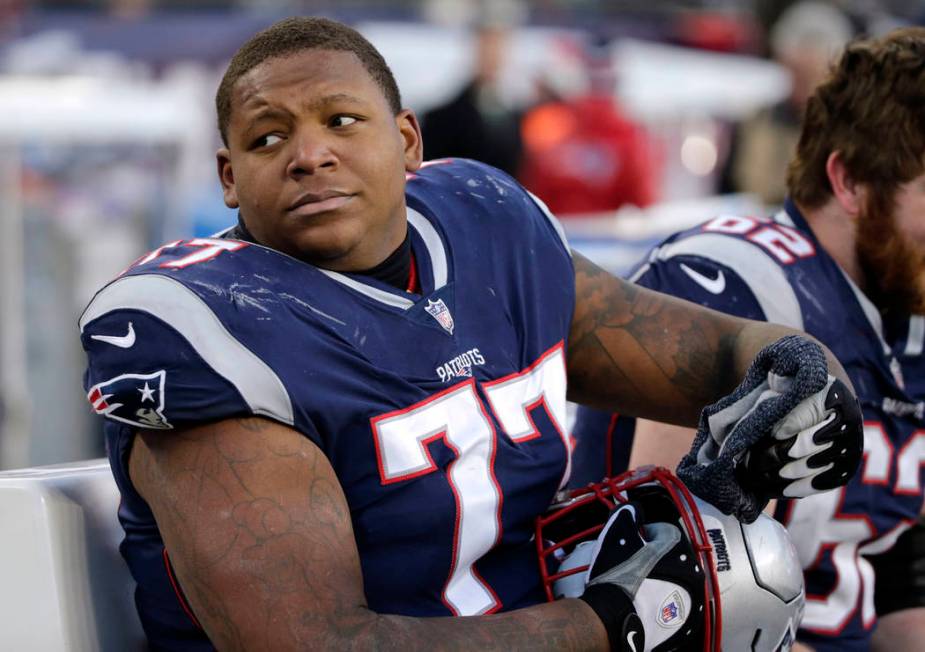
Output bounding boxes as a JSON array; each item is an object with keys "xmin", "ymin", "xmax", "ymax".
[{"xmin": 0, "ymin": 458, "xmax": 145, "ymax": 651}]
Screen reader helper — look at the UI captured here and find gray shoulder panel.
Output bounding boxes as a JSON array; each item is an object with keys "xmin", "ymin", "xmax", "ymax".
[
  {"xmin": 79, "ymin": 274, "xmax": 294, "ymax": 425},
  {"xmin": 655, "ymin": 233, "xmax": 804, "ymax": 330}
]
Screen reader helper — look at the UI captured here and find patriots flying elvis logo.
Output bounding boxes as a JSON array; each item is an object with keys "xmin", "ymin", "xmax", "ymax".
[{"xmin": 87, "ymin": 370, "xmax": 171, "ymax": 429}]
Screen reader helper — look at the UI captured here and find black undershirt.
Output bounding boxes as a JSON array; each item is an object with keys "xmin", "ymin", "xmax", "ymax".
[{"xmin": 224, "ymin": 215, "xmax": 413, "ymax": 292}]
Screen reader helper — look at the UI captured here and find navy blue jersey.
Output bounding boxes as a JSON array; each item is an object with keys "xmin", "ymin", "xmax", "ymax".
[
  {"xmin": 80, "ymin": 160, "xmax": 576, "ymax": 650},
  {"xmin": 573, "ymin": 200, "xmax": 925, "ymax": 651}
]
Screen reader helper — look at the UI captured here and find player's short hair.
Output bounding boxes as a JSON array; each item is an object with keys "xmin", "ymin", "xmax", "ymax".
[
  {"xmin": 215, "ymin": 16, "xmax": 402, "ymax": 146},
  {"xmin": 787, "ymin": 27, "xmax": 925, "ymax": 209}
]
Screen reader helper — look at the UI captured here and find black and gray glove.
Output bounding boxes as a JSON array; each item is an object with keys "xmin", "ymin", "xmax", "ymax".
[
  {"xmin": 677, "ymin": 335, "xmax": 863, "ymax": 522},
  {"xmin": 739, "ymin": 373, "xmax": 863, "ymax": 498},
  {"xmin": 576, "ymin": 503, "xmax": 685, "ymax": 652}
]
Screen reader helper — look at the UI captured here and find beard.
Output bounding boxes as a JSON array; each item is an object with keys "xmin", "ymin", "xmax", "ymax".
[{"xmin": 856, "ymin": 190, "xmax": 925, "ymax": 317}]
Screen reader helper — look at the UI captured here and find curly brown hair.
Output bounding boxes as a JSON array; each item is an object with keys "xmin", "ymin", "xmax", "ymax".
[
  {"xmin": 787, "ymin": 27, "xmax": 925, "ymax": 209},
  {"xmin": 215, "ymin": 16, "xmax": 402, "ymax": 146}
]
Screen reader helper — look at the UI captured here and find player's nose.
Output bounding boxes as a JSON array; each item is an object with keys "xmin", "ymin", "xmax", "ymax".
[{"xmin": 286, "ymin": 130, "xmax": 337, "ymax": 178}]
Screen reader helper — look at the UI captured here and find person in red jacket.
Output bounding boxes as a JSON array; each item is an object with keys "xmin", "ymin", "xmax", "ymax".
[{"xmin": 519, "ymin": 37, "xmax": 658, "ymax": 216}]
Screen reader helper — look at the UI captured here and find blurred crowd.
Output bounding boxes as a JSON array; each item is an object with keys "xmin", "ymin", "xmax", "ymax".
[
  {"xmin": 417, "ymin": 0, "xmax": 877, "ymax": 216},
  {"xmin": 3, "ymin": 0, "xmax": 922, "ymax": 218}
]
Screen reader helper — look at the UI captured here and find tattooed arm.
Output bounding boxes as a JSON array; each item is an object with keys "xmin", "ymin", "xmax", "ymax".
[
  {"xmin": 566, "ymin": 252, "xmax": 851, "ymax": 426},
  {"xmin": 130, "ymin": 417, "xmax": 609, "ymax": 652}
]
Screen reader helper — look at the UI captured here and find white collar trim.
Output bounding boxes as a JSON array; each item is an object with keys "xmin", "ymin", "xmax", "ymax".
[{"xmin": 319, "ymin": 207, "xmax": 447, "ymax": 310}]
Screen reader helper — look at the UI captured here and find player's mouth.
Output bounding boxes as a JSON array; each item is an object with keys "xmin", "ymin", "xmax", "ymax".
[{"xmin": 287, "ymin": 191, "xmax": 355, "ymax": 217}]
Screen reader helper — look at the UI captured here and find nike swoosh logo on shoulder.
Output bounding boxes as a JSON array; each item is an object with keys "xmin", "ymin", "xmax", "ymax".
[
  {"xmin": 627, "ymin": 630, "xmax": 638, "ymax": 652},
  {"xmin": 90, "ymin": 322, "xmax": 136, "ymax": 348},
  {"xmin": 679, "ymin": 263, "xmax": 726, "ymax": 294}
]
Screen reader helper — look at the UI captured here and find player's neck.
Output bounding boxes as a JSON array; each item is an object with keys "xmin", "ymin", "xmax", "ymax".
[
  {"xmin": 800, "ymin": 200, "xmax": 865, "ymax": 290},
  {"xmin": 225, "ymin": 213, "xmax": 415, "ymax": 292},
  {"xmin": 356, "ymin": 231, "xmax": 415, "ymax": 292}
]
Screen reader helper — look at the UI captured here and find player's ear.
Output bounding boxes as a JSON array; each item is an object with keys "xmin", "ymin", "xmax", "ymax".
[
  {"xmin": 217, "ymin": 148, "xmax": 239, "ymax": 209},
  {"xmin": 826, "ymin": 150, "xmax": 864, "ymax": 217},
  {"xmin": 397, "ymin": 109, "xmax": 423, "ymax": 173}
]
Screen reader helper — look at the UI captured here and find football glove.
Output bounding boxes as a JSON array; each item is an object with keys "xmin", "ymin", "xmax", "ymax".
[
  {"xmin": 739, "ymin": 374, "xmax": 863, "ymax": 498},
  {"xmin": 575, "ymin": 503, "xmax": 688, "ymax": 652},
  {"xmin": 678, "ymin": 335, "xmax": 863, "ymax": 522}
]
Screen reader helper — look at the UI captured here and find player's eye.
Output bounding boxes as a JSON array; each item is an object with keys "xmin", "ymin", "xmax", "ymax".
[
  {"xmin": 330, "ymin": 115, "xmax": 359, "ymax": 128},
  {"xmin": 252, "ymin": 133, "xmax": 283, "ymax": 148}
]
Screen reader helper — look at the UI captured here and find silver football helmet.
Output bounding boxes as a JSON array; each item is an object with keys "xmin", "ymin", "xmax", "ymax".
[
  {"xmin": 695, "ymin": 495, "xmax": 804, "ymax": 651},
  {"xmin": 536, "ymin": 466, "xmax": 804, "ymax": 651}
]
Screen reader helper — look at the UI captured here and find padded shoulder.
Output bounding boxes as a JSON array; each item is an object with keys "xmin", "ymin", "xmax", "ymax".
[
  {"xmin": 631, "ymin": 230, "xmax": 804, "ymax": 330},
  {"xmin": 410, "ymin": 158, "xmax": 571, "ymax": 255},
  {"xmin": 80, "ymin": 273, "xmax": 293, "ymax": 430}
]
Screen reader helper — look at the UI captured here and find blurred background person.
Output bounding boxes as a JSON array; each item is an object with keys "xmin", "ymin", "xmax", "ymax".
[
  {"xmin": 421, "ymin": 14, "xmax": 524, "ymax": 176},
  {"xmin": 719, "ymin": 0, "xmax": 854, "ymax": 207},
  {"xmin": 518, "ymin": 34, "xmax": 659, "ymax": 216}
]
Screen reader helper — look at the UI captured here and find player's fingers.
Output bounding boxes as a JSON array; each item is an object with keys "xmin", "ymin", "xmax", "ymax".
[
  {"xmin": 771, "ymin": 378, "xmax": 833, "ymax": 439},
  {"xmin": 588, "ymin": 504, "xmax": 643, "ymax": 577},
  {"xmin": 590, "ymin": 523, "xmax": 682, "ymax": 598},
  {"xmin": 779, "ymin": 457, "xmax": 834, "ymax": 481},
  {"xmin": 774, "ymin": 406, "xmax": 835, "ymax": 441},
  {"xmin": 783, "ymin": 474, "xmax": 826, "ymax": 498},
  {"xmin": 642, "ymin": 522, "xmax": 682, "ymax": 557},
  {"xmin": 786, "ymin": 420, "xmax": 835, "ymax": 459}
]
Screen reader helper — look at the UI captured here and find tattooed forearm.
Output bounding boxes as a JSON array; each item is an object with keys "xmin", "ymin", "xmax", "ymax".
[
  {"xmin": 566, "ymin": 252, "xmax": 809, "ymax": 425},
  {"xmin": 130, "ymin": 417, "xmax": 609, "ymax": 651}
]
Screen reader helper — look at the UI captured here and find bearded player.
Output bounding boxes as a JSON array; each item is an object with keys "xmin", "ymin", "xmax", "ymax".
[{"xmin": 573, "ymin": 27, "xmax": 925, "ymax": 652}]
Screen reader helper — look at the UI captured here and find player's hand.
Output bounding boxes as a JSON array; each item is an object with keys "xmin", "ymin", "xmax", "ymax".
[
  {"xmin": 557, "ymin": 502, "xmax": 707, "ymax": 650},
  {"xmin": 570, "ymin": 503, "xmax": 683, "ymax": 651},
  {"xmin": 740, "ymin": 375, "xmax": 863, "ymax": 498},
  {"xmin": 678, "ymin": 335, "xmax": 862, "ymax": 522}
]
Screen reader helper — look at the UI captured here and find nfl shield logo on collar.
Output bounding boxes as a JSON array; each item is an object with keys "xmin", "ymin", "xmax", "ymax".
[
  {"xmin": 424, "ymin": 298, "xmax": 455, "ymax": 335},
  {"xmin": 87, "ymin": 369, "xmax": 172, "ymax": 429}
]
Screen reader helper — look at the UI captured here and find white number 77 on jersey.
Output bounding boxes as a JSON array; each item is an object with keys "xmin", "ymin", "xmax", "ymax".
[{"xmin": 371, "ymin": 345, "xmax": 569, "ymax": 616}]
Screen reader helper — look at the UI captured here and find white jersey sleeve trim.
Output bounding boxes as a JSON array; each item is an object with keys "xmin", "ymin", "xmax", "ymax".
[
  {"xmin": 315, "ymin": 206, "xmax": 430, "ymax": 310},
  {"xmin": 654, "ymin": 234, "xmax": 804, "ymax": 330},
  {"xmin": 527, "ymin": 191, "xmax": 571, "ymax": 256},
  {"xmin": 408, "ymin": 207, "xmax": 448, "ymax": 289},
  {"xmin": 79, "ymin": 274, "xmax": 295, "ymax": 425}
]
